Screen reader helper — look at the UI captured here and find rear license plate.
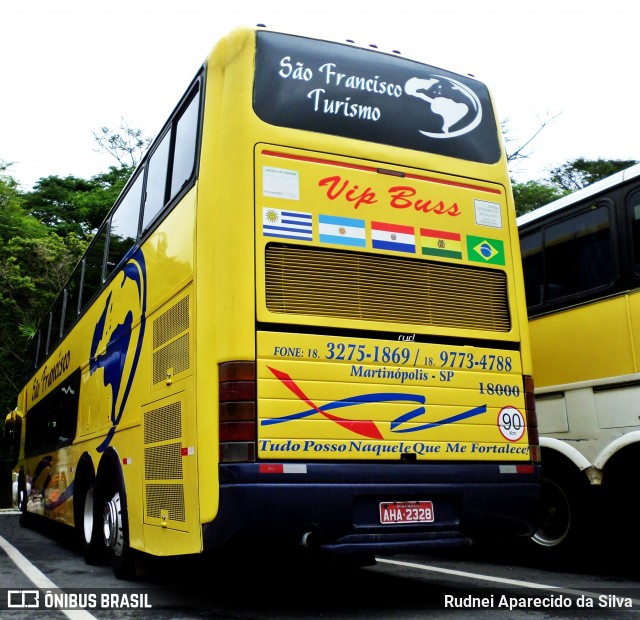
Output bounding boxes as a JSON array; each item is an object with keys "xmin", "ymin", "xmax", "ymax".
[{"xmin": 379, "ymin": 501, "xmax": 434, "ymax": 524}]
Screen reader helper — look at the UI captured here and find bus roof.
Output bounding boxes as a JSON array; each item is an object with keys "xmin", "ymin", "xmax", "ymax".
[{"xmin": 516, "ymin": 162, "xmax": 640, "ymax": 228}]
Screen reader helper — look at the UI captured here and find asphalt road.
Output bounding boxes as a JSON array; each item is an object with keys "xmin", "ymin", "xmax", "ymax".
[{"xmin": 1, "ymin": 509, "xmax": 640, "ymax": 619}]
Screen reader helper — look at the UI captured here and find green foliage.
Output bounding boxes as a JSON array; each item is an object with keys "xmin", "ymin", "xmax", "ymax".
[
  {"xmin": 512, "ymin": 181, "xmax": 568, "ymax": 217},
  {"xmin": 547, "ymin": 157, "xmax": 638, "ymax": 193},
  {"xmin": 511, "ymin": 157, "xmax": 639, "ymax": 216},
  {"xmin": 0, "ymin": 167, "xmax": 42, "ymax": 240},
  {"xmin": 0, "ymin": 233, "xmax": 85, "ymax": 405},
  {"xmin": 0, "ymin": 157, "xmax": 134, "ymax": 499},
  {"xmin": 21, "ymin": 166, "xmax": 132, "ymax": 239},
  {"xmin": 0, "ymin": 140, "xmax": 140, "ymax": 485}
]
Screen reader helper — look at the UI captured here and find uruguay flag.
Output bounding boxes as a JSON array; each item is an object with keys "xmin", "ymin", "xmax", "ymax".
[{"xmin": 263, "ymin": 208, "xmax": 313, "ymax": 241}]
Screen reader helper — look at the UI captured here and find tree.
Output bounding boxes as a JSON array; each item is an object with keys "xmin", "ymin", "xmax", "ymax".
[
  {"xmin": 0, "ymin": 123, "xmax": 151, "ymax": 503},
  {"xmin": 0, "ymin": 164, "xmax": 90, "ymax": 504},
  {"xmin": 503, "ymin": 112, "xmax": 561, "ymax": 169},
  {"xmin": 93, "ymin": 119, "xmax": 153, "ymax": 168},
  {"xmin": 511, "ymin": 158, "xmax": 639, "ymax": 216},
  {"xmin": 0, "ymin": 162, "xmax": 43, "ymax": 240},
  {"xmin": 21, "ymin": 166, "xmax": 132, "ymax": 238},
  {"xmin": 547, "ymin": 157, "xmax": 638, "ymax": 193},
  {"xmin": 512, "ymin": 180, "xmax": 567, "ymax": 217},
  {"xmin": 0, "ymin": 163, "xmax": 88, "ymax": 413}
]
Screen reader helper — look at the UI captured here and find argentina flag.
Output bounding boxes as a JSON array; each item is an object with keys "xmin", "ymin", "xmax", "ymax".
[
  {"xmin": 318, "ymin": 214, "xmax": 366, "ymax": 247},
  {"xmin": 263, "ymin": 208, "xmax": 313, "ymax": 241}
]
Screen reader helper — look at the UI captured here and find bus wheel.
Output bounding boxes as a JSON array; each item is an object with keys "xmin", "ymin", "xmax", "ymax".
[
  {"xmin": 102, "ymin": 482, "xmax": 137, "ymax": 580},
  {"xmin": 530, "ymin": 465, "xmax": 589, "ymax": 565},
  {"xmin": 79, "ymin": 485, "xmax": 107, "ymax": 565},
  {"xmin": 532, "ymin": 476, "xmax": 571, "ymax": 547},
  {"xmin": 17, "ymin": 469, "xmax": 29, "ymax": 527}
]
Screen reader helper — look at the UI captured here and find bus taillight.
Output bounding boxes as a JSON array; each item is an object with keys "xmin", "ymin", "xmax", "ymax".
[
  {"xmin": 219, "ymin": 361, "xmax": 256, "ymax": 463},
  {"xmin": 523, "ymin": 374, "xmax": 540, "ymax": 460}
]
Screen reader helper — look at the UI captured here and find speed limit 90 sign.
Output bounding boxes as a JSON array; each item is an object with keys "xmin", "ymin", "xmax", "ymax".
[{"xmin": 498, "ymin": 406, "xmax": 526, "ymax": 441}]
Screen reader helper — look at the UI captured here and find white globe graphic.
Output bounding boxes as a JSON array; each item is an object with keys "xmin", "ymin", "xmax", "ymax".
[{"xmin": 405, "ymin": 75, "xmax": 482, "ymax": 138}]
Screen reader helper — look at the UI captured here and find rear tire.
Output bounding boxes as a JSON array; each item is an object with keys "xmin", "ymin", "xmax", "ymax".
[
  {"xmin": 17, "ymin": 469, "xmax": 29, "ymax": 527},
  {"xmin": 529, "ymin": 460, "xmax": 591, "ymax": 567},
  {"xmin": 532, "ymin": 476, "xmax": 573, "ymax": 548},
  {"xmin": 78, "ymin": 484, "xmax": 107, "ymax": 565},
  {"xmin": 101, "ymin": 474, "xmax": 137, "ymax": 580}
]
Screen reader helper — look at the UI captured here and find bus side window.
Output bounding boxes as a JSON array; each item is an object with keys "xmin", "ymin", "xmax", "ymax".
[
  {"xmin": 544, "ymin": 204, "xmax": 613, "ymax": 300},
  {"xmin": 25, "ymin": 403, "xmax": 46, "ymax": 455},
  {"xmin": 64, "ymin": 264, "xmax": 82, "ymax": 333},
  {"xmin": 81, "ymin": 225, "xmax": 108, "ymax": 310},
  {"xmin": 36, "ymin": 327, "xmax": 47, "ymax": 368},
  {"xmin": 25, "ymin": 369, "xmax": 80, "ymax": 455},
  {"xmin": 170, "ymin": 88, "xmax": 200, "ymax": 200},
  {"xmin": 3, "ymin": 413, "xmax": 22, "ymax": 466},
  {"xmin": 106, "ymin": 173, "xmax": 143, "ymax": 278},
  {"xmin": 629, "ymin": 189, "xmax": 640, "ymax": 275},
  {"xmin": 47, "ymin": 293, "xmax": 65, "ymax": 352},
  {"xmin": 520, "ymin": 230, "xmax": 543, "ymax": 308},
  {"xmin": 141, "ymin": 131, "xmax": 171, "ymax": 231},
  {"xmin": 24, "ymin": 332, "xmax": 39, "ymax": 379}
]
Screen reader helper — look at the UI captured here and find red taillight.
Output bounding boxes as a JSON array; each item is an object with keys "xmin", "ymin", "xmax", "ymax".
[
  {"xmin": 219, "ymin": 361, "xmax": 256, "ymax": 463},
  {"xmin": 523, "ymin": 374, "xmax": 540, "ymax": 461}
]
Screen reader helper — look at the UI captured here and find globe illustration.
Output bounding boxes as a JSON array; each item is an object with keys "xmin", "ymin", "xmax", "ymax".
[
  {"xmin": 405, "ymin": 75, "xmax": 482, "ymax": 138},
  {"xmin": 89, "ymin": 250, "xmax": 147, "ymax": 452}
]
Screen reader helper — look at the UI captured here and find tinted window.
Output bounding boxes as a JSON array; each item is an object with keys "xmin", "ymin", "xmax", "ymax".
[
  {"xmin": 3, "ymin": 413, "xmax": 22, "ymax": 466},
  {"xmin": 36, "ymin": 330, "xmax": 46, "ymax": 368},
  {"xmin": 629, "ymin": 190, "xmax": 640, "ymax": 276},
  {"xmin": 523, "ymin": 203, "xmax": 614, "ymax": 312},
  {"xmin": 25, "ymin": 333, "xmax": 39, "ymax": 375},
  {"xmin": 142, "ymin": 132, "xmax": 171, "ymax": 230},
  {"xmin": 106, "ymin": 174, "xmax": 142, "ymax": 277},
  {"xmin": 25, "ymin": 369, "xmax": 80, "ymax": 456},
  {"xmin": 81, "ymin": 226, "xmax": 108, "ymax": 309},
  {"xmin": 520, "ymin": 231, "xmax": 543, "ymax": 307},
  {"xmin": 544, "ymin": 204, "xmax": 613, "ymax": 300},
  {"xmin": 48, "ymin": 294, "xmax": 65, "ymax": 351},
  {"xmin": 64, "ymin": 264, "xmax": 82, "ymax": 332},
  {"xmin": 170, "ymin": 90, "xmax": 199, "ymax": 200}
]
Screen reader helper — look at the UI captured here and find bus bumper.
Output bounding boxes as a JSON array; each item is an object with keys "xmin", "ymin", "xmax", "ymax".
[{"xmin": 203, "ymin": 461, "xmax": 540, "ymax": 557}]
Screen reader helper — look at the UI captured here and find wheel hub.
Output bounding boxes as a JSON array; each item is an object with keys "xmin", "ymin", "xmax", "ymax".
[
  {"xmin": 103, "ymin": 492, "xmax": 124, "ymax": 555},
  {"xmin": 82, "ymin": 487, "xmax": 94, "ymax": 545}
]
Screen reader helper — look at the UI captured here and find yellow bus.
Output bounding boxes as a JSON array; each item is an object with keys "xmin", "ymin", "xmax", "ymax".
[
  {"xmin": 3, "ymin": 25, "xmax": 539, "ymax": 578},
  {"xmin": 518, "ymin": 162, "xmax": 640, "ymax": 562}
]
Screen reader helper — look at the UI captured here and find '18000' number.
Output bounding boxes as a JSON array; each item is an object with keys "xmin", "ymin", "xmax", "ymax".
[{"xmin": 478, "ymin": 383, "xmax": 521, "ymax": 397}]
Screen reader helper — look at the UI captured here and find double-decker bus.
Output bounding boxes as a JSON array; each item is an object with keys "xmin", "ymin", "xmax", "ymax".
[
  {"xmin": 518, "ymin": 163, "xmax": 640, "ymax": 561},
  {"xmin": 3, "ymin": 25, "xmax": 539, "ymax": 578}
]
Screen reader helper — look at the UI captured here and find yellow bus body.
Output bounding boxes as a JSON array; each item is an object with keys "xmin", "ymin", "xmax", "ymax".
[
  {"xmin": 7, "ymin": 26, "xmax": 539, "ymax": 573},
  {"xmin": 518, "ymin": 162, "xmax": 640, "ymax": 559}
]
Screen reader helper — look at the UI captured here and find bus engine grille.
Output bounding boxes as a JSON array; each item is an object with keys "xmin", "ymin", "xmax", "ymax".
[{"xmin": 265, "ymin": 244, "xmax": 510, "ymax": 332}]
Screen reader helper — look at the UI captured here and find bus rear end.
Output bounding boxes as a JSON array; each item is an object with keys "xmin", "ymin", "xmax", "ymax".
[
  {"xmin": 203, "ymin": 28, "xmax": 539, "ymax": 561},
  {"xmin": 212, "ymin": 146, "xmax": 539, "ymax": 558}
]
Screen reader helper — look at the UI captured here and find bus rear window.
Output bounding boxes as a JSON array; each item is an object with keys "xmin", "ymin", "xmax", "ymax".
[{"xmin": 254, "ymin": 31, "xmax": 501, "ymax": 164}]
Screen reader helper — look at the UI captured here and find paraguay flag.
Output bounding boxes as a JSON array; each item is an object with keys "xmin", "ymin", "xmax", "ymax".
[
  {"xmin": 263, "ymin": 208, "xmax": 313, "ymax": 241},
  {"xmin": 319, "ymin": 214, "xmax": 366, "ymax": 247},
  {"xmin": 371, "ymin": 221, "xmax": 416, "ymax": 253}
]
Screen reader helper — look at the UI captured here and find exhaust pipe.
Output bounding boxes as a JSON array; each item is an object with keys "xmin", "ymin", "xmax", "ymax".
[{"xmin": 300, "ymin": 530, "xmax": 319, "ymax": 548}]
